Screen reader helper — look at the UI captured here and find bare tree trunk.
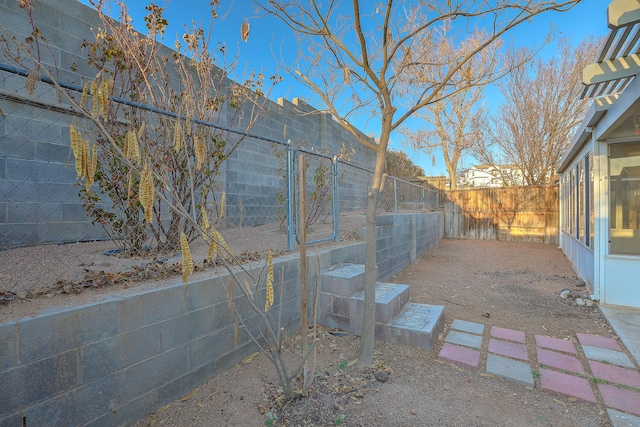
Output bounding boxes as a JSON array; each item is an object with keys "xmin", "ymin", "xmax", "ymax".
[{"xmin": 359, "ymin": 117, "xmax": 390, "ymax": 367}]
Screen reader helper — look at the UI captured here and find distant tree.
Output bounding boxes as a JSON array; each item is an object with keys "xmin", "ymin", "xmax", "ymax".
[
  {"xmin": 474, "ymin": 38, "xmax": 602, "ymax": 185},
  {"xmin": 402, "ymin": 27, "xmax": 499, "ymax": 189},
  {"xmin": 386, "ymin": 149, "xmax": 425, "ymax": 181}
]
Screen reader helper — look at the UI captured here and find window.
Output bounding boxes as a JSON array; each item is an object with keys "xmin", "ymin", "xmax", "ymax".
[
  {"xmin": 609, "ymin": 142, "xmax": 640, "ymax": 255},
  {"xmin": 579, "ymin": 160, "xmax": 584, "ymax": 242},
  {"xmin": 570, "ymin": 167, "xmax": 576, "ymax": 237},
  {"xmin": 589, "ymin": 153, "xmax": 594, "ymax": 248}
]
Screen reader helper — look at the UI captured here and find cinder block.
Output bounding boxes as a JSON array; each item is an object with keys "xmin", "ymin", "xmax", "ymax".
[
  {"xmin": 86, "ymin": 387, "xmax": 160, "ymax": 427},
  {"xmin": 0, "ymin": 413, "xmax": 23, "ymax": 427},
  {"xmin": 321, "ymin": 263, "xmax": 366, "ymax": 295},
  {"xmin": 121, "ymin": 345, "xmax": 189, "ymax": 403},
  {"xmin": 118, "ymin": 285, "xmax": 187, "ymax": 332},
  {"xmin": 81, "ymin": 324, "xmax": 159, "ymax": 383},
  {"xmin": 19, "ymin": 300, "xmax": 119, "ymax": 364},
  {"xmin": 0, "ymin": 350, "xmax": 79, "ymax": 418},
  {"xmin": 385, "ymin": 303, "xmax": 445, "ymax": 350},
  {"xmin": 0, "ymin": 321, "xmax": 18, "ymax": 371},
  {"xmin": 0, "ymin": 224, "xmax": 38, "ymax": 247},
  {"xmin": 25, "ymin": 371, "xmax": 124, "ymax": 427},
  {"xmin": 350, "ymin": 283, "xmax": 410, "ymax": 324},
  {"xmin": 159, "ymin": 307, "xmax": 215, "ymax": 352}
]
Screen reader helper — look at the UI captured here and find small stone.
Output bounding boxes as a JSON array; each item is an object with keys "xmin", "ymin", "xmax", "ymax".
[
  {"xmin": 585, "ymin": 299, "xmax": 594, "ymax": 307},
  {"xmin": 374, "ymin": 370, "xmax": 390, "ymax": 383},
  {"xmin": 559, "ymin": 289, "xmax": 571, "ymax": 299},
  {"xmin": 575, "ymin": 298, "xmax": 586, "ymax": 307}
]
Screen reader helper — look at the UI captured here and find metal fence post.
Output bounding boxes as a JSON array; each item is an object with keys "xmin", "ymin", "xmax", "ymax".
[
  {"xmin": 332, "ymin": 155, "xmax": 339, "ymax": 242},
  {"xmin": 393, "ymin": 178, "xmax": 398, "ymax": 214},
  {"xmin": 286, "ymin": 139, "xmax": 295, "ymax": 251}
]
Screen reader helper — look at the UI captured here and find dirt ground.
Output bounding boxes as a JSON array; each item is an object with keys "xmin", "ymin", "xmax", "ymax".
[{"xmin": 129, "ymin": 239, "xmax": 614, "ymax": 427}]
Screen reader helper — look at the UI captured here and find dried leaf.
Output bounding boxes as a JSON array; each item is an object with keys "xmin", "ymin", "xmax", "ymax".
[
  {"xmin": 25, "ymin": 66, "xmax": 39, "ymax": 96},
  {"xmin": 207, "ymin": 227, "xmax": 218, "ymax": 260},
  {"xmin": 241, "ymin": 20, "xmax": 250, "ymax": 42},
  {"xmin": 243, "ymin": 279, "xmax": 253, "ymax": 298},
  {"xmin": 80, "ymin": 81, "xmax": 89, "ymax": 107},
  {"xmin": 219, "ymin": 191, "xmax": 226, "ymax": 223},
  {"xmin": 174, "ymin": 119, "xmax": 182, "ymax": 152},
  {"xmin": 139, "ymin": 162, "xmax": 154, "ymax": 223},
  {"xmin": 180, "ymin": 231, "xmax": 193, "ymax": 285},
  {"xmin": 264, "ymin": 250, "xmax": 274, "ymax": 312}
]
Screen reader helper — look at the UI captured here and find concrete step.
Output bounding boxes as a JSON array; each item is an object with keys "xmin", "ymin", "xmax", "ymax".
[
  {"xmin": 343, "ymin": 282, "xmax": 410, "ymax": 325},
  {"xmin": 379, "ymin": 303, "xmax": 445, "ymax": 350},
  {"xmin": 320, "ymin": 263, "xmax": 367, "ymax": 296}
]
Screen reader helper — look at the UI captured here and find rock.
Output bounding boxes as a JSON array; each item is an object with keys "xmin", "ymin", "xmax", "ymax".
[
  {"xmin": 559, "ymin": 289, "xmax": 571, "ymax": 299},
  {"xmin": 585, "ymin": 299, "xmax": 594, "ymax": 307},
  {"xmin": 374, "ymin": 370, "xmax": 390, "ymax": 383},
  {"xmin": 575, "ymin": 298, "xmax": 586, "ymax": 307},
  {"xmin": 576, "ymin": 281, "xmax": 586, "ymax": 287}
]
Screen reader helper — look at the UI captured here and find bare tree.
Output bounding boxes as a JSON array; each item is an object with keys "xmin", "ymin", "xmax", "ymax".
[
  {"xmin": 258, "ymin": 0, "xmax": 581, "ymax": 367},
  {"xmin": 402, "ymin": 26, "xmax": 501, "ymax": 190},
  {"xmin": 474, "ymin": 37, "xmax": 601, "ymax": 185}
]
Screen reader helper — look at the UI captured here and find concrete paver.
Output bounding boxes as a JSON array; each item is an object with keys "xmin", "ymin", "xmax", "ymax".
[
  {"xmin": 490, "ymin": 326, "xmax": 525, "ymax": 343},
  {"xmin": 438, "ymin": 342, "xmax": 480, "ymax": 370},
  {"xmin": 539, "ymin": 368, "xmax": 597, "ymax": 403},
  {"xmin": 582, "ymin": 345, "xmax": 635, "ymax": 368},
  {"xmin": 537, "ymin": 348, "xmax": 585, "ymax": 374},
  {"xmin": 488, "ymin": 339, "xmax": 528, "ymax": 361},
  {"xmin": 599, "ymin": 384, "xmax": 640, "ymax": 417},
  {"xmin": 444, "ymin": 330, "xmax": 483, "ymax": 349},
  {"xmin": 589, "ymin": 360, "xmax": 640, "ymax": 389},
  {"xmin": 444, "ymin": 319, "xmax": 640, "ymax": 421},
  {"xmin": 450, "ymin": 319, "xmax": 484, "ymax": 335},
  {"xmin": 486, "ymin": 354, "xmax": 533, "ymax": 388},
  {"xmin": 608, "ymin": 409, "xmax": 640, "ymax": 427},
  {"xmin": 577, "ymin": 333, "xmax": 623, "ymax": 351},
  {"xmin": 534, "ymin": 335, "xmax": 577, "ymax": 354}
]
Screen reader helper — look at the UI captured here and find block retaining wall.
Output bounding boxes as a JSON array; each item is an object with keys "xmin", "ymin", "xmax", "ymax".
[{"xmin": 0, "ymin": 212, "xmax": 442, "ymax": 427}]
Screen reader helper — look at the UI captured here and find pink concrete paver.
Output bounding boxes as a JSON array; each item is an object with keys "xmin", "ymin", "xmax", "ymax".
[
  {"xmin": 598, "ymin": 384, "xmax": 640, "ymax": 417},
  {"xmin": 539, "ymin": 368, "xmax": 597, "ymax": 403},
  {"xmin": 438, "ymin": 343, "xmax": 481, "ymax": 370},
  {"xmin": 488, "ymin": 339, "xmax": 528, "ymax": 361},
  {"xmin": 537, "ymin": 348, "xmax": 585, "ymax": 374},
  {"xmin": 491, "ymin": 326, "xmax": 525, "ymax": 343},
  {"xmin": 576, "ymin": 333, "xmax": 622, "ymax": 351},
  {"xmin": 589, "ymin": 360, "xmax": 640, "ymax": 390},
  {"xmin": 534, "ymin": 335, "xmax": 577, "ymax": 354}
]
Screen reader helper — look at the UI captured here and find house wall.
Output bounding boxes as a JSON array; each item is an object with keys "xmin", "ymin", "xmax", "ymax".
[
  {"xmin": 0, "ymin": 212, "xmax": 443, "ymax": 427},
  {"xmin": 0, "ymin": 0, "xmax": 376, "ymax": 247}
]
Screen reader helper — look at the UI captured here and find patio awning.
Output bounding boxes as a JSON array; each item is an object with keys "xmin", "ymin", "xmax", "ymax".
[{"xmin": 581, "ymin": 0, "xmax": 640, "ymax": 101}]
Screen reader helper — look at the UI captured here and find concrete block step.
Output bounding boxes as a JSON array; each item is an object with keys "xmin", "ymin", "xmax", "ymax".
[
  {"xmin": 319, "ymin": 282, "xmax": 409, "ymax": 334},
  {"xmin": 344, "ymin": 282, "xmax": 410, "ymax": 325},
  {"xmin": 320, "ymin": 263, "xmax": 367, "ymax": 296},
  {"xmin": 379, "ymin": 303, "xmax": 445, "ymax": 350}
]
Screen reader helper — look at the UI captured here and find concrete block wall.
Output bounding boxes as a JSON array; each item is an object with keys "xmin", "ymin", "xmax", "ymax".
[
  {"xmin": 373, "ymin": 212, "xmax": 444, "ymax": 279},
  {"xmin": 0, "ymin": 0, "xmax": 376, "ymax": 248},
  {"xmin": 0, "ymin": 212, "xmax": 441, "ymax": 427},
  {"xmin": 0, "ymin": 254, "xmax": 302, "ymax": 427}
]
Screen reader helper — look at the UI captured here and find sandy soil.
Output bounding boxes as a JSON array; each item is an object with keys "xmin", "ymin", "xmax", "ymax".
[{"xmin": 129, "ymin": 239, "xmax": 614, "ymax": 427}]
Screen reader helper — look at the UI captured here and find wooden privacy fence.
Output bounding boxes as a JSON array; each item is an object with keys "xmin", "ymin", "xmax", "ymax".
[{"xmin": 444, "ymin": 185, "xmax": 559, "ymax": 244}]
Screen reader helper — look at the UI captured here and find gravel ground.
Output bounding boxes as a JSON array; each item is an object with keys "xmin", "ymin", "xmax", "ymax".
[{"xmin": 129, "ymin": 239, "xmax": 613, "ymax": 427}]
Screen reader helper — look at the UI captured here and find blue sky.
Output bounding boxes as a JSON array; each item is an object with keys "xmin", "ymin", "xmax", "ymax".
[{"xmin": 79, "ymin": 0, "xmax": 609, "ymax": 177}]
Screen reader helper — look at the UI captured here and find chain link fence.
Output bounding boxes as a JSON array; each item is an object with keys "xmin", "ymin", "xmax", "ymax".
[{"xmin": 0, "ymin": 62, "xmax": 439, "ymax": 302}]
